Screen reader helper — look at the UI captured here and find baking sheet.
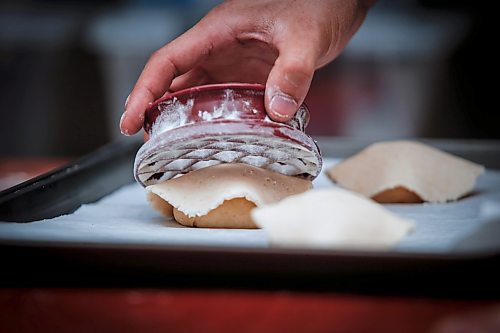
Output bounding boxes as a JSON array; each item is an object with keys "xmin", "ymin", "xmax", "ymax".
[{"xmin": 1, "ymin": 158, "xmax": 500, "ymax": 254}]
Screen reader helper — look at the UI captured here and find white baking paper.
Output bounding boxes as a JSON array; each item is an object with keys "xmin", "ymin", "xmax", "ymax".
[{"xmin": 1, "ymin": 158, "xmax": 499, "ymax": 253}]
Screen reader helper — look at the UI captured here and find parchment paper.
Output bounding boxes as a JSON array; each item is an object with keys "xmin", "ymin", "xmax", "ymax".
[{"xmin": 1, "ymin": 158, "xmax": 499, "ymax": 253}]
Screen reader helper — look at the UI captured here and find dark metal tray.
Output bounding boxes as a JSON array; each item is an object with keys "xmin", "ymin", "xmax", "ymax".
[{"xmin": 1, "ymin": 138, "xmax": 499, "ymax": 298}]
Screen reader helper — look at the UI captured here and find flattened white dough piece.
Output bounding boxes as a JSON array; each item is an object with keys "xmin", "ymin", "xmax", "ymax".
[
  {"xmin": 327, "ymin": 141, "xmax": 485, "ymax": 203},
  {"xmin": 252, "ymin": 189, "xmax": 414, "ymax": 250},
  {"xmin": 147, "ymin": 163, "xmax": 312, "ymax": 227}
]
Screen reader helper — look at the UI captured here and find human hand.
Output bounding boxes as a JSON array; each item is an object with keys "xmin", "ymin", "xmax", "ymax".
[{"xmin": 120, "ymin": 0, "xmax": 375, "ymax": 135}]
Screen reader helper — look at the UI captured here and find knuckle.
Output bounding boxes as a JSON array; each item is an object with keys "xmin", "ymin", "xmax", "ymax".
[{"xmin": 149, "ymin": 48, "xmax": 164, "ymax": 62}]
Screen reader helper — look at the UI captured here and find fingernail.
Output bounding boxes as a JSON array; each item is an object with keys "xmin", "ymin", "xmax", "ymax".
[
  {"xmin": 120, "ymin": 112, "xmax": 130, "ymax": 136},
  {"xmin": 269, "ymin": 94, "xmax": 298, "ymax": 120}
]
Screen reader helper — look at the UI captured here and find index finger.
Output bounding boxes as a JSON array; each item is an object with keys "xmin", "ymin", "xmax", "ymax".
[{"xmin": 121, "ymin": 24, "xmax": 228, "ymax": 135}]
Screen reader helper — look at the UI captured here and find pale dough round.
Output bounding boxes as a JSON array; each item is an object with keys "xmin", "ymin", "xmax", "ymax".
[{"xmin": 251, "ymin": 188, "xmax": 414, "ymax": 250}]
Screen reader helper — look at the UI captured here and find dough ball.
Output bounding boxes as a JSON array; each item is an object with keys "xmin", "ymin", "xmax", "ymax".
[
  {"xmin": 173, "ymin": 198, "xmax": 257, "ymax": 228},
  {"xmin": 327, "ymin": 141, "xmax": 484, "ymax": 203},
  {"xmin": 251, "ymin": 188, "xmax": 414, "ymax": 250},
  {"xmin": 371, "ymin": 187, "xmax": 423, "ymax": 204},
  {"xmin": 147, "ymin": 163, "xmax": 312, "ymax": 228},
  {"xmin": 146, "ymin": 192, "xmax": 173, "ymax": 217}
]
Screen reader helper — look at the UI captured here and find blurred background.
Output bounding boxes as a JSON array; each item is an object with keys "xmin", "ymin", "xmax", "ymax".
[{"xmin": 0, "ymin": 0, "xmax": 497, "ymax": 159}]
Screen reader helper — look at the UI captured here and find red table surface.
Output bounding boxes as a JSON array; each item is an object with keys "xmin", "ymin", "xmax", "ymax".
[
  {"xmin": 0, "ymin": 289, "xmax": 499, "ymax": 333},
  {"xmin": 0, "ymin": 158, "xmax": 70, "ymax": 191},
  {"xmin": 1, "ymin": 159, "xmax": 499, "ymax": 333}
]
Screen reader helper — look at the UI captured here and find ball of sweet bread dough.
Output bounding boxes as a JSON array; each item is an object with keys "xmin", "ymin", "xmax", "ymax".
[
  {"xmin": 173, "ymin": 197, "xmax": 257, "ymax": 228},
  {"xmin": 147, "ymin": 192, "xmax": 174, "ymax": 217},
  {"xmin": 146, "ymin": 163, "xmax": 312, "ymax": 228},
  {"xmin": 371, "ymin": 186, "xmax": 423, "ymax": 204}
]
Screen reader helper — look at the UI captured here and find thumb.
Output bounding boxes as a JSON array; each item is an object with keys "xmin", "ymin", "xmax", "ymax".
[{"xmin": 265, "ymin": 45, "xmax": 316, "ymax": 122}]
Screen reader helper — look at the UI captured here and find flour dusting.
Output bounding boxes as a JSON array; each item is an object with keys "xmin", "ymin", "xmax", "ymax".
[
  {"xmin": 151, "ymin": 97, "xmax": 194, "ymax": 137},
  {"xmin": 197, "ymin": 89, "xmax": 258, "ymax": 121}
]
